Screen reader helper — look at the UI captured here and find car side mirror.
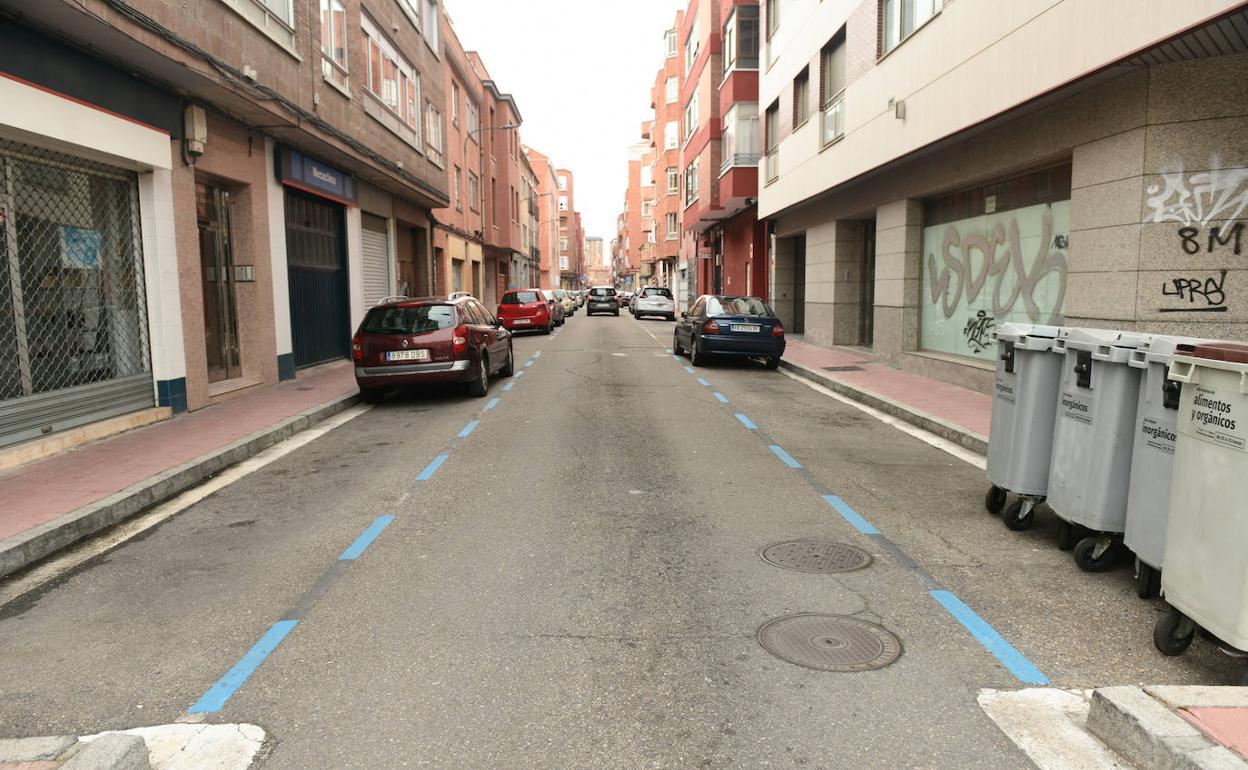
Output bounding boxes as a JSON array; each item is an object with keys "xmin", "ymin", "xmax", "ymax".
[{"xmin": 680, "ymin": 311, "xmax": 687, "ymax": 318}]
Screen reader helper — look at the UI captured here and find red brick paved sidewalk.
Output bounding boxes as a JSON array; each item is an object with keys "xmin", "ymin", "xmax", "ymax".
[
  {"xmin": 0, "ymin": 363, "xmax": 358, "ymax": 557},
  {"xmin": 780, "ymin": 338, "xmax": 991, "ymax": 450}
]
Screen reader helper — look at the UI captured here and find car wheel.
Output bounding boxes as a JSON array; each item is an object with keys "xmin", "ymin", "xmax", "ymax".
[
  {"xmin": 613, "ymin": 311, "xmax": 619, "ymax": 316},
  {"xmin": 360, "ymin": 388, "xmax": 385, "ymax": 404},
  {"xmin": 466, "ymin": 355, "xmax": 489, "ymax": 397},
  {"xmin": 672, "ymin": 332, "xmax": 684, "ymax": 355},
  {"xmin": 542, "ymin": 324, "xmax": 551, "ymax": 335},
  {"xmin": 500, "ymin": 344, "xmax": 515, "ymax": 377},
  {"xmin": 690, "ymin": 338, "xmax": 704, "ymax": 367},
  {"xmin": 765, "ymin": 356, "xmax": 781, "ymax": 370}
]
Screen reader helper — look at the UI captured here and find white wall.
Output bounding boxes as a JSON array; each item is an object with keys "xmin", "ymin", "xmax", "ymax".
[{"xmin": 264, "ymin": 138, "xmax": 293, "ymax": 363}]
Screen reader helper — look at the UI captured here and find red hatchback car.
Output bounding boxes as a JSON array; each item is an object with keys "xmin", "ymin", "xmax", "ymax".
[
  {"xmin": 496, "ymin": 288, "xmax": 553, "ymax": 333},
  {"xmin": 352, "ymin": 296, "xmax": 513, "ymax": 403}
]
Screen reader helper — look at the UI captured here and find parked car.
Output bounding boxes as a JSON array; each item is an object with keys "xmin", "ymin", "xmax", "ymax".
[
  {"xmin": 353, "ymin": 295, "xmax": 514, "ymax": 403},
  {"xmin": 617, "ymin": 290, "xmax": 634, "ymax": 307},
  {"xmin": 553, "ymin": 289, "xmax": 576, "ymax": 316},
  {"xmin": 541, "ymin": 289, "xmax": 566, "ymax": 326},
  {"xmin": 673, "ymin": 295, "xmax": 785, "ymax": 368},
  {"xmin": 586, "ymin": 286, "xmax": 620, "ymax": 316},
  {"xmin": 633, "ymin": 286, "xmax": 675, "ymax": 321},
  {"xmin": 448, "ymin": 291, "xmax": 474, "ymax": 300},
  {"xmin": 497, "ymin": 288, "xmax": 553, "ymax": 333}
]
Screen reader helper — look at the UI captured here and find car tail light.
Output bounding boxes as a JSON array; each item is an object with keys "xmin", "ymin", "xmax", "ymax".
[
  {"xmin": 352, "ymin": 334, "xmax": 363, "ymax": 362},
  {"xmin": 772, "ymin": 323, "xmax": 785, "ymax": 337},
  {"xmin": 452, "ymin": 325, "xmax": 468, "ymax": 356},
  {"xmin": 703, "ymin": 320, "xmax": 721, "ymax": 334}
]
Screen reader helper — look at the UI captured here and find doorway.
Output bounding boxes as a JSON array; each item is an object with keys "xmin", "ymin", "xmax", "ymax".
[
  {"xmin": 792, "ymin": 234, "xmax": 806, "ymax": 334},
  {"xmin": 859, "ymin": 220, "xmax": 876, "ymax": 347},
  {"xmin": 285, "ymin": 189, "xmax": 349, "ymax": 368},
  {"xmin": 197, "ymin": 183, "xmax": 241, "ymax": 383}
]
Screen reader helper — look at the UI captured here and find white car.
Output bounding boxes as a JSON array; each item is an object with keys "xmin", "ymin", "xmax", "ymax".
[{"xmin": 633, "ymin": 286, "xmax": 675, "ymax": 321}]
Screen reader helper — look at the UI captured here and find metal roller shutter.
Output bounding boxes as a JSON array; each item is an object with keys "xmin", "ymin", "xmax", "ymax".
[{"xmin": 361, "ymin": 214, "xmax": 391, "ymax": 307}]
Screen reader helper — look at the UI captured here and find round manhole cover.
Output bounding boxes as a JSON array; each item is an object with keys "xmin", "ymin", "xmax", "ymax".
[
  {"xmin": 761, "ymin": 540, "xmax": 872, "ymax": 574},
  {"xmin": 757, "ymin": 614, "xmax": 902, "ymax": 672}
]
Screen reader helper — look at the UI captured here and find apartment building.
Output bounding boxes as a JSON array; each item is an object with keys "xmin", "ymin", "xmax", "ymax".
[
  {"xmin": 678, "ymin": 0, "xmax": 724, "ymax": 300},
  {"xmin": 617, "ymin": 140, "xmax": 651, "ymax": 292},
  {"xmin": 759, "ymin": 0, "xmax": 1248, "ymax": 392},
  {"xmin": 650, "ymin": 15, "xmax": 687, "ymax": 302},
  {"xmin": 518, "ymin": 151, "xmax": 541, "ymax": 290},
  {"xmin": 0, "ymin": 0, "xmax": 447, "ymax": 449},
  {"xmin": 521, "ymin": 145, "xmax": 562, "ymax": 289},
  {"xmin": 556, "ymin": 169, "xmax": 581, "ymax": 289}
]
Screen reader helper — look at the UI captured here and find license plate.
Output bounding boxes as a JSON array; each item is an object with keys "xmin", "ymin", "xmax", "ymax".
[
  {"xmin": 386, "ymin": 349, "xmax": 429, "ymax": 362},
  {"xmin": 731, "ymin": 324, "xmax": 761, "ymax": 333},
  {"xmin": 514, "ymin": 318, "xmax": 531, "ymax": 324}
]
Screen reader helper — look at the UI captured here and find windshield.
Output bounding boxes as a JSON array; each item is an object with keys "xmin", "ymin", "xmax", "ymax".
[
  {"xmin": 555, "ymin": 290, "xmax": 568, "ymax": 299},
  {"xmin": 501, "ymin": 291, "xmax": 541, "ymax": 304},
  {"xmin": 590, "ymin": 288, "xmax": 616, "ymax": 297},
  {"xmin": 362, "ymin": 304, "xmax": 456, "ymax": 334},
  {"xmin": 641, "ymin": 288, "xmax": 672, "ymax": 299},
  {"xmin": 707, "ymin": 297, "xmax": 772, "ymax": 317}
]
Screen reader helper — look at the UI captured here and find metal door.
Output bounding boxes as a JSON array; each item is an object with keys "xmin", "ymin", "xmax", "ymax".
[
  {"xmin": 285, "ymin": 189, "xmax": 349, "ymax": 368},
  {"xmin": 197, "ymin": 184, "xmax": 240, "ymax": 382},
  {"xmin": 360, "ymin": 213, "xmax": 390, "ymax": 308}
]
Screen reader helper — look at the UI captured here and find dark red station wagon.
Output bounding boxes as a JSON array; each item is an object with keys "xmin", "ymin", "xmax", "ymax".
[{"xmin": 352, "ymin": 296, "xmax": 514, "ymax": 402}]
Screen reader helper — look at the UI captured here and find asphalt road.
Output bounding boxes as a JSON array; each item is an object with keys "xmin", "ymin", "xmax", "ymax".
[{"xmin": 0, "ymin": 311, "xmax": 1238, "ymax": 768}]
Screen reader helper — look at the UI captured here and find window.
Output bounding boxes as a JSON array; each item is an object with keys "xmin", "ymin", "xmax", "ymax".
[
  {"xmin": 560, "ymin": 236, "xmax": 569, "ymax": 252},
  {"xmin": 882, "ymin": 0, "xmax": 940, "ymax": 54},
  {"xmin": 793, "ymin": 68, "xmax": 810, "ymax": 127},
  {"xmin": 641, "ymin": 165, "xmax": 653, "ymax": 188},
  {"xmin": 425, "ymin": 102, "xmax": 444, "ymax": 166},
  {"xmin": 722, "ymin": 6, "xmax": 760, "ymax": 75},
  {"xmin": 262, "ymin": 0, "xmax": 294, "ymax": 27},
  {"xmin": 396, "ymin": 0, "xmax": 419, "ymax": 27},
  {"xmin": 557, "ymin": 175, "xmax": 568, "ymax": 191},
  {"xmin": 647, "ymin": 227, "xmax": 656, "ymax": 244},
  {"xmin": 665, "ymin": 28, "xmax": 677, "ymax": 57},
  {"xmin": 821, "ymin": 31, "xmax": 847, "ymax": 145},
  {"xmin": 454, "ymin": 166, "xmax": 462, "ymax": 210},
  {"xmin": 642, "ymin": 200, "xmax": 654, "ymax": 217},
  {"xmin": 560, "ymin": 255, "xmax": 569, "ymax": 270},
  {"xmin": 721, "ymin": 102, "xmax": 759, "ymax": 173},
  {"xmin": 511, "ymin": 186, "xmax": 518, "ymax": 222},
  {"xmin": 665, "ymin": 76, "xmax": 678, "ymax": 104},
  {"xmin": 684, "ymin": 95, "xmax": 699, "ymax": 143},
  {"xmin": 684, "ymin": 157, "xmax": 700, "ymax": 207},
  {"xmin": 451, "ymin": 81, "xmax": 459, "ymax": 124},
  {"xmin": 422, "ymin": 0, "xmax": 440, "ymax": 52},
  {"xmin": 558, "ymin": 195, "xmax": 569, "ymax": 211},
  {"xmin": 320, "ymin": 0, "xmax": 348, "ymax": 88},
  {"xmin": 468, "ymin": 172, "xmax": 480, "ymax": 211},
  {"xmin": 766, "ymin": 0, "xmax": 779, "ymax": 40},
  {"xmin": 685, "ymin": 23, "xmax": 699, "ymax": 74},
  {"xmin": 764, "ymin": 101, "xmax": 779, "ymax": 183},
  {"xmin": 363, "ymin": 16, "xmax": 421, "ymax": 141},
  {"xmin": 664, "ymin": 121, "xmax": 679, "ymax": 150},
  {"xmin": 666, "ymin": 212, "xmax": 678, "ymax": 240},
  {"xmin": 466, "ymin": 99, "xmax": 480, "ymax": 134},
  {"xmin": 666, "ymin": 167, "xmax": 679, "ymax": 194}
]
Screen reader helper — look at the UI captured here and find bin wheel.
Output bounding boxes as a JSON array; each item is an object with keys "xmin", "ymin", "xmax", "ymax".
[
  {"xmin": 985, "ymin": 485, "xmax": 1007, "ymax": 515},
  {"xmin": 1135, "ymin": 560, "xmax": 1161, "ymax": 600},
  {"xmin": 1073, "ymin": 536, "xmax": 1118, "ymax": 572},
  {"xmin": 1153, "ymin": 607, "xmax": 1196, "ymax": 656},
  {"xmin": 1056, "ymin": 520, "xmax": 1079, "ymax": 551},
  {"xmin": 1002, "ymin": 499, "xmax": 1034, "ymax": 531}
]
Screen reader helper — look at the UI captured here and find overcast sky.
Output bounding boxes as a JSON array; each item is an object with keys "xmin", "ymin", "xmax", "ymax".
[{"xmin": 448, "ymin": 0, "xmax": 684, "ymax": 250}]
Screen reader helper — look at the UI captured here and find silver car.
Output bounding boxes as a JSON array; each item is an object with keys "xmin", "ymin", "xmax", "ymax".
[{"xmin": 633, "ymin": 286, "xmax": 675, "ymax": 321}]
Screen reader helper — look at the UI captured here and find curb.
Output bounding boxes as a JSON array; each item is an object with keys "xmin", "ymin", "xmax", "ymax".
[
  {"xmin": 0, "ymin": 391, "xmax": 361, "ymax": 581},
  {"xmin": 778, "ymin": 359, "xmax": 989, "ymax": 455},
  {"xmin": 1087, "ymin": 686, "xmax": 1248, "ymax": 769}
]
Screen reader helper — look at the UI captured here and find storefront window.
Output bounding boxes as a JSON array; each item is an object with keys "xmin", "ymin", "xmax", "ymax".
[{"xmin": 919, "ymin": 165, "xmax": 1071, "ymax": 360}]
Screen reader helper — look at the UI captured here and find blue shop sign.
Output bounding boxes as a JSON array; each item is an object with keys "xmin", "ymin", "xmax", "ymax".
[{"xmin": 275, "ymin": 145, "xmax": 357, "ymax": 206}]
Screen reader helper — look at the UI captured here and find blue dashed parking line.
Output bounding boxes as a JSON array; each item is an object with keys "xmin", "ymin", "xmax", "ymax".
[
  {"xmin": 503, "ymin": 381, "xmax": 515, "ymax": 391},
  {"xmin": 735, "ymin": 413, "xmax": 757, "ymax": 429},
  {"xmin": 697, "ymin": 378, "xmax": 710, "ymax": 387},
  {"xmin": 713, "ymin": 392, "xmax": 728, "ymax": 404},
  {"xmin": 457, "ymin": 420, "xmax": 479, "ymax": 438},
  {"xmin": 768, "ymin": 444, "xmax": 802, "ymax": 468},
  {"xmin": 338, "ymin": 515, "xmax": 396, "ymax": 560},
  {"xmin": 822, "ymin": 495, "xmax": 879, "ymax": 535},
  {"xmin": 684, "ymin": 366, "xmax": 696, "ymax": 374},
  {"xmin": 416, "ymin": 453, "xmax": 449, "ymax": 481},
  {"xmin": 484, "ymin": 397, "xmax": 500, "ymax": 410}
]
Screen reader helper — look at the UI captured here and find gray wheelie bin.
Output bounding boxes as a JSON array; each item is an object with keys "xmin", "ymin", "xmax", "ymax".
[
  {"xmin": 1123, "ymin": 335, "xmax": 1212, "ymax": 599},
  {"xmin": 1046, "ymin": 328, "xmax": 1148, "ymax": 571},
  {"xmin": 985, "ymin": 324, "xmax": 1064, "ymax": 528}
]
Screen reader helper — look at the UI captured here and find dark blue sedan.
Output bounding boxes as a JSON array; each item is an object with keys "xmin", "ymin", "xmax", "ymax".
[{"xmin": 673, "ymin": 295, "xmax": 785, "ymax": 368}]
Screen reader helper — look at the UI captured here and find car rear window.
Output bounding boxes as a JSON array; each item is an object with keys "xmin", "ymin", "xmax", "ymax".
[
  {"xmin": 642, "ymin": 288, "xmax": 672, "ymax": 298},
  {"xmin": 707, "ymin": 297, "xmax": 772, "ymax": 316},
  {"xmin": 590, "ymin": 288, "xmax": 616, "ymax": 297},
  {"xmin": 501, "ymin": 291, "xmax": 541, "ymax": 304},
  {"xmin": 362, "ymin": 304, "xmax": 456, "ymax": 334}
]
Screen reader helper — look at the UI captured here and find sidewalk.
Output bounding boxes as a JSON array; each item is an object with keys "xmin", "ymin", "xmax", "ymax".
[
  {"xmin": 0, "ymin": 363, "xmax": 360, "ymax": 580},
  {"xmin": 778, "ymin": 338, "xmax": 991, "ymax": 454}
]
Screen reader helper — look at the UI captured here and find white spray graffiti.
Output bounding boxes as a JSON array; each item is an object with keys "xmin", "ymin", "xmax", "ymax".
[{"xmin": 1144, "ymin": 158, "xmax": 1248, "ymax": 227}]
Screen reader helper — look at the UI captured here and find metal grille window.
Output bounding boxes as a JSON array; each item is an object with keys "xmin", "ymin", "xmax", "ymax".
[{"xmin": 0, "ymin": 138, "xmax": 151, "ymax": 445}]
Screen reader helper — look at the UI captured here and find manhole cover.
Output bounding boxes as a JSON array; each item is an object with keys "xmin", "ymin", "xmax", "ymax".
[
  {"xmin": 757, "ymin": 614, "xmax": 902, "ymax": 672},
  {"xmin": 761, "ymin": 540, "xmax": 872, "ymax": 574},
  {"xmin": 823, "ymin": 365, "xmax": 864, "ymax": 372}
]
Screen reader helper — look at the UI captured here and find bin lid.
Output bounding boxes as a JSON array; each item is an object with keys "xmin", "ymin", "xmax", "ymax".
[
  {"xmin": 1185, "ymin": 342, "xmax": 1248, "ymax": 364},
  {"xmin": 1060, "ymin": 327, "xmax": 1143, "ymax": 350},
  {"xmin": 1140, "ymin": 334, "xmax": 1216, "ymax": 362},
  {"xmin": 996, "ymin": 322, "xmax": 1061, "ymax": 345}
]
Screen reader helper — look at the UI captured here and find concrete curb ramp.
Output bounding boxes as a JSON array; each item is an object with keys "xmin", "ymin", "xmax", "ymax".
[
  {"xmin": 1088, "ymin": 686, "xmax": 1248, "ymax": 770},
  {"xmin": 0, "ymin": 724, "xmax": 265, "ymax": 769},
  {"xmin": 778, "ymin": 359, "xmax": 989, "ymax": 455},
  {"xmin": 0, "ymin": 393, "xmax": 360, "ymax": 581}
]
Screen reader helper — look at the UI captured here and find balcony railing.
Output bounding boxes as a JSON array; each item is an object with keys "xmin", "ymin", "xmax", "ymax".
[
  {"xmin": 721, "ymin": 151, "xmax": 762, "ymax": 175},
  {"xmin": 821, "ymin": 91, "xmax": 846, "ymax": 147},
  {"xmin": 764, "ymin": 149, "xmax": 778, "ymax": 184}
]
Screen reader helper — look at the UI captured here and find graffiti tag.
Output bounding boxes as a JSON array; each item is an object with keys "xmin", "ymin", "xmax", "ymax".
[
  {"xmin": 1159, "ymin": 271, "xmax": 1228, "ymax": 313},
  {"xmin": 1178, "ymin": 222, "xmax": 1243, "ymax": 256},
  {"xmin": 1145, "ymin": 161, "xmax": 1248, "ymax": 228},
  {"xmin": 962, "ymin": 310, "xmax": 995, "ymax": 353},
  {"xmin": 925, "ymin": 207, "xmax": 1068, "ymax": 324}
]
